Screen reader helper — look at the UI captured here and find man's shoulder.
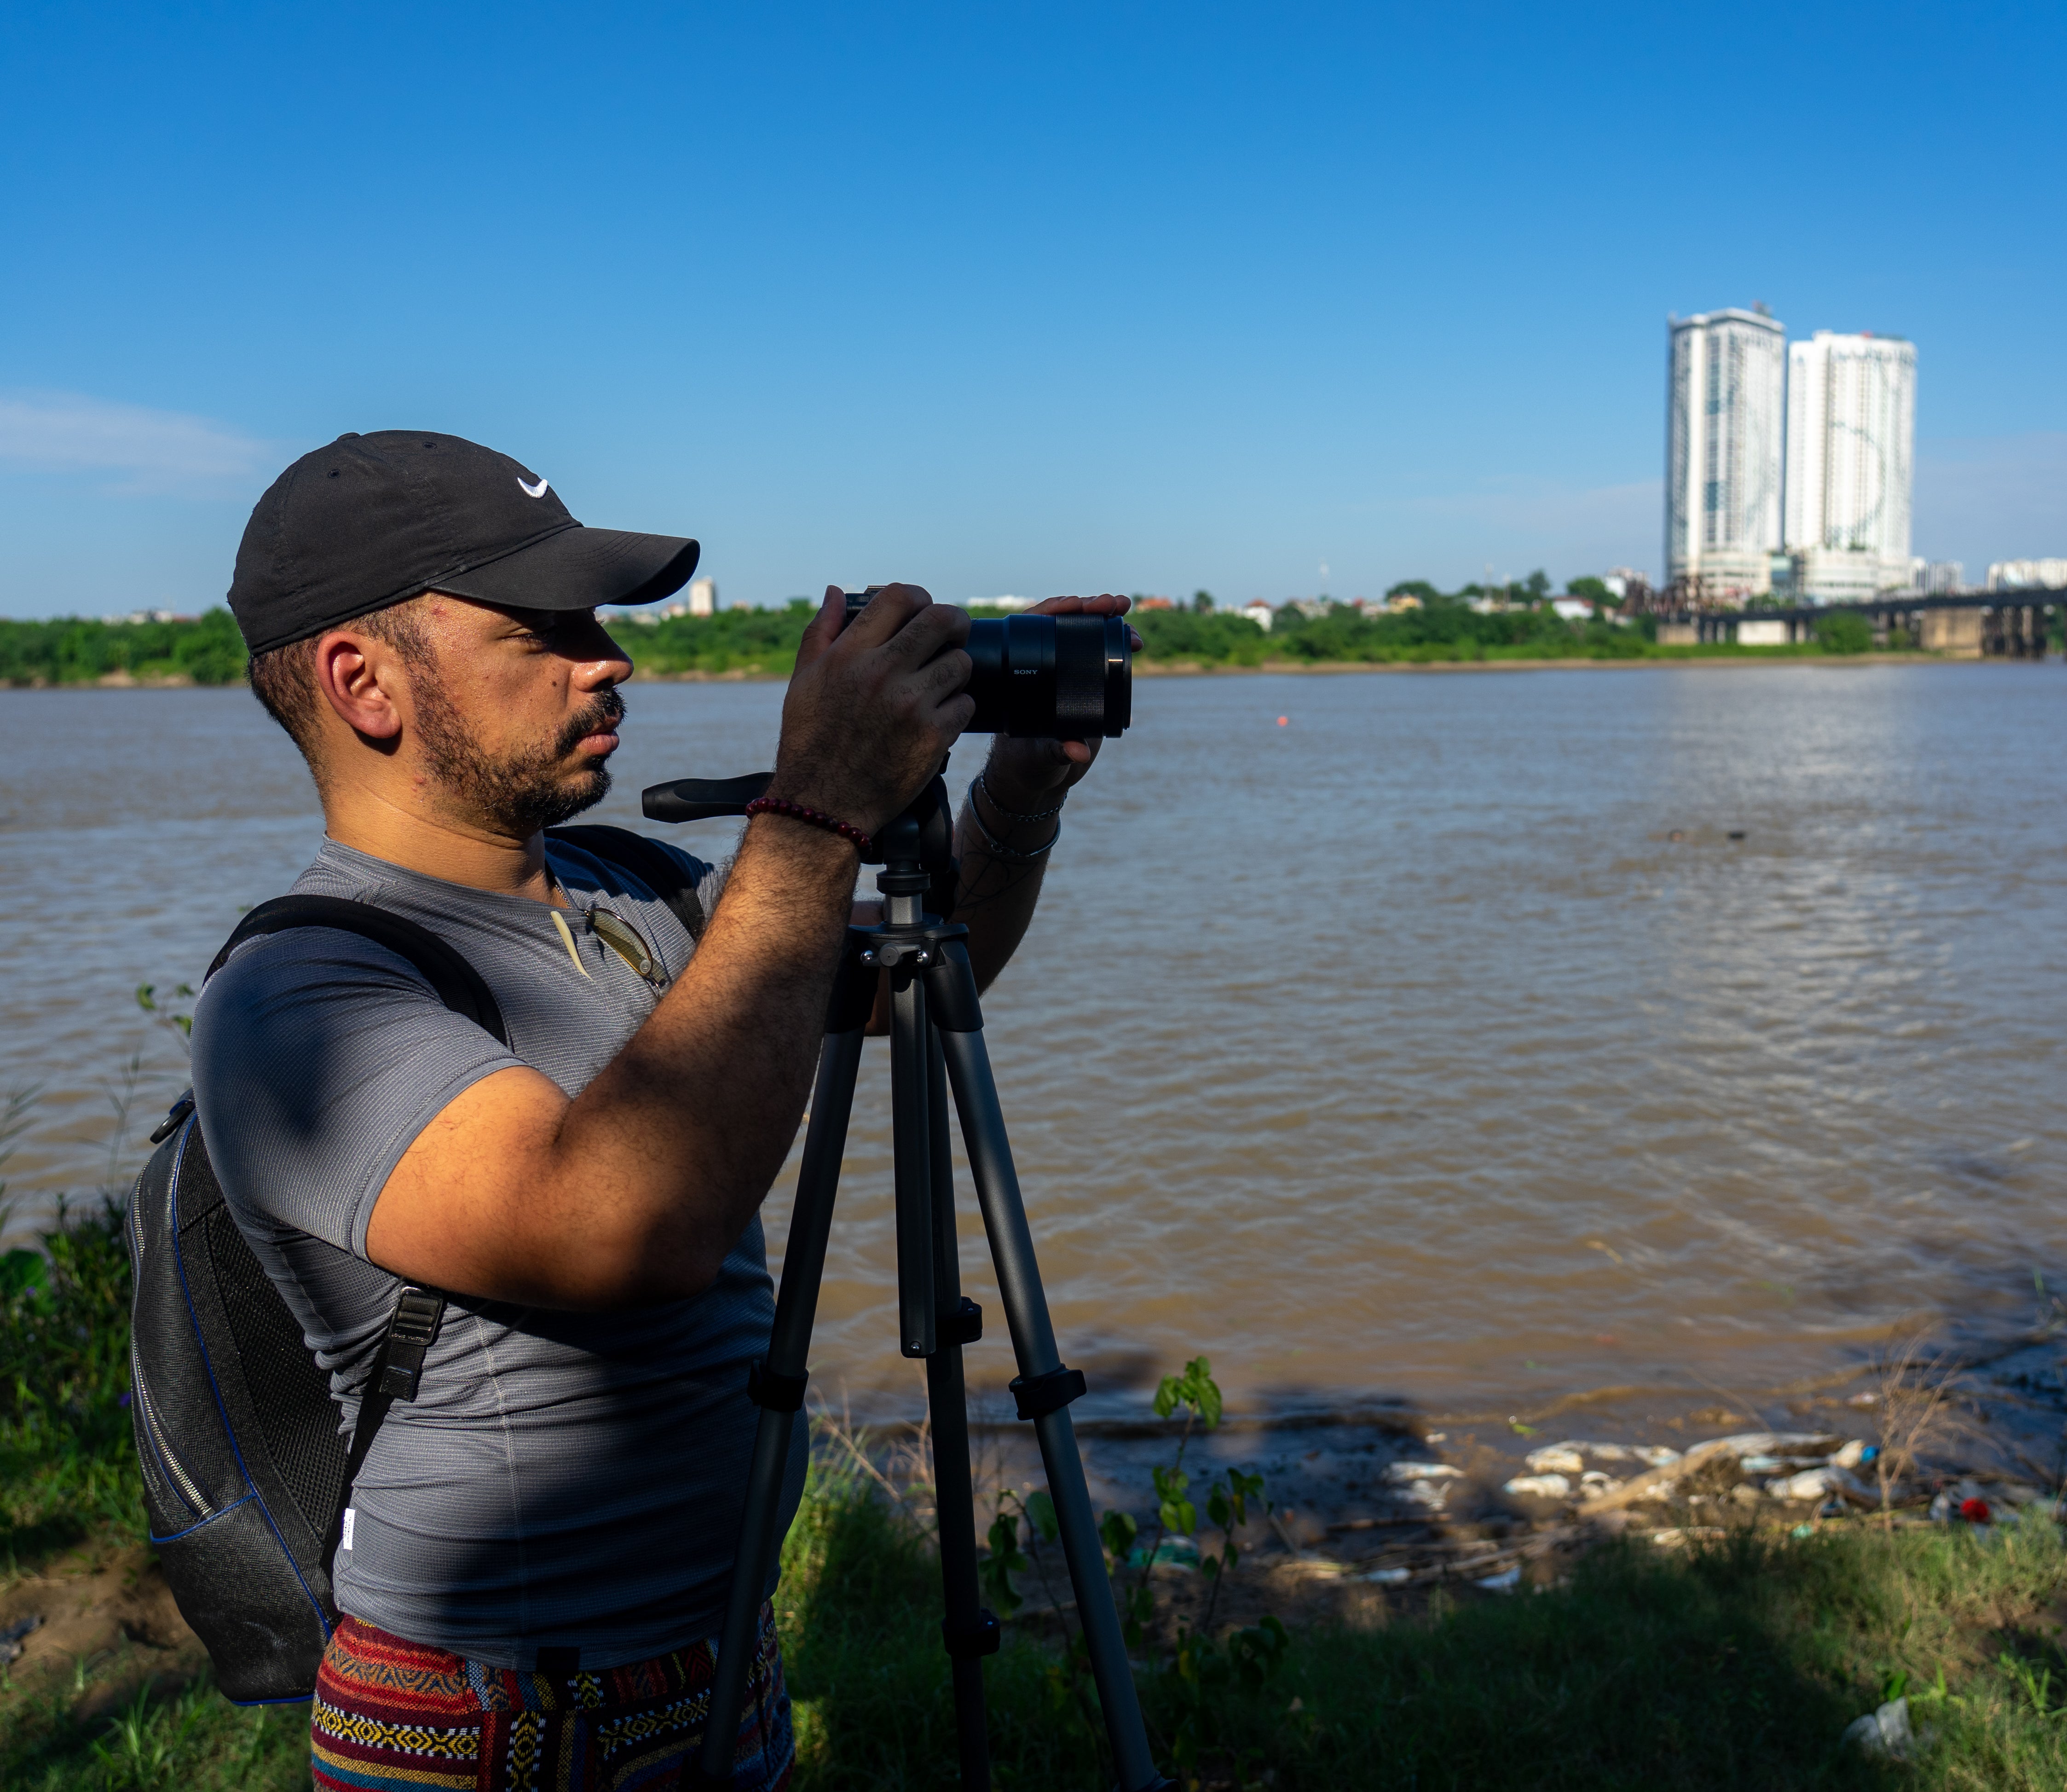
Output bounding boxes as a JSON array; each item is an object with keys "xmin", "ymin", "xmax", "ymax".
[
  {"xmin": 543, "ymin": 828, "xmax": 713, "ymax": 896},
  {"xmin": 195, "ymin": 843, "xmax": 497, "ymax": 1036}
]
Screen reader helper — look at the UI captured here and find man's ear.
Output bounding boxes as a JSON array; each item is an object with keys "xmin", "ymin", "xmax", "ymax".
[{"xmin": 313, "ymin": 627, "xmax": 406, "ymax": 743}]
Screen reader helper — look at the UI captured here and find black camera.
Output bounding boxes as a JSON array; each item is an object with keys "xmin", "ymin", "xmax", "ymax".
[{"xmin": 845, "ymin": 587, "xmax": 1132, "ymax": 739}]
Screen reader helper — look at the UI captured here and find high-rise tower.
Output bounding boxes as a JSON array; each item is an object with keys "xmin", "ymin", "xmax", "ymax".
[
  {"xmin": 1665, "ymin": 308, "xmax": 1787, "ymax": 601},
  {"xmin": 1783, "ymin": 331, "xmax": 1916, "ymax": 601}
]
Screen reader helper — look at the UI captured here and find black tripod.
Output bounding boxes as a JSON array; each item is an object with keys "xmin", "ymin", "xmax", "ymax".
[{"xmin": 644, "ymin": 770, "xmax": 1171, "ymax": 1792}]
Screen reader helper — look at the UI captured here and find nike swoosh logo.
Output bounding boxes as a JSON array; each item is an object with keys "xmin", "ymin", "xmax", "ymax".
[{"xmin": 517, "ymin": 475, "xmax": 550, "ymax": 498}]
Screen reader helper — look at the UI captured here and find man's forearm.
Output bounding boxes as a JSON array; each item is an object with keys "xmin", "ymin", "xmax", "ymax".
[{"xmin": 954, "ymin": 777, "xmax": 1059, "ymax": 989}]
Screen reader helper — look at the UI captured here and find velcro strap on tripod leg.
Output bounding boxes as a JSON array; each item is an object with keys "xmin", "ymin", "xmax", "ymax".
[
  {"xmin": 1010, "ymin": 1365, "xmax": 1087, "ymax": 1421},
  {"xmin": 375, "ymin": 1287, "xmax": 445, "ymax": 1400},
  {"xmin": 942, "ymin": 1608, "xmax": 1002, "ymax": 1659},
  {"xmin": 748, "ymin": 1359, "xmax": 810, "ymax": 1412}
]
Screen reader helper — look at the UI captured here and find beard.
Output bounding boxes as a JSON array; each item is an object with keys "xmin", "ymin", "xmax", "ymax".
[{"xmin": 412, "ymin": 683, "xmax": 626, "ymax": 837}]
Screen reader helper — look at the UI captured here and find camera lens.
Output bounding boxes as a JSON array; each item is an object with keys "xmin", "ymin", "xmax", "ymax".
[
  {"xmin": 964, "ymin": 614, "xmax": 1131, "ymax": 738},
  {"xmin": 845, "ymin": 591, "xmax": 1132, "ymax": 738}
]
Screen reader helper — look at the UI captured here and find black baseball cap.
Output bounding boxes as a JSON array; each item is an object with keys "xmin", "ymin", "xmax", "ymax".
[{"xmin": 227, "ymin": 431, "xmax": 700, "ymax": 655}]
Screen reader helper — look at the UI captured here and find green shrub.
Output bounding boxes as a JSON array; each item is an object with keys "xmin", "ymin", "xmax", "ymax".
[{"xmin": 1815, "ymin": 612, "xmax": 1875, "ymax": 654}]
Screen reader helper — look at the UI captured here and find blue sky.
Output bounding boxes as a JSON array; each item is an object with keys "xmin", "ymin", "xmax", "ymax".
[{"xmin": 1, "ymin": 1, "xmax": 2061, "ymax": 619}]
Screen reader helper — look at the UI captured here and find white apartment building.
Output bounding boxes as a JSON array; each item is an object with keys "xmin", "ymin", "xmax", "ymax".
[
  {"xmin": 686, "ymin": 576, "xmax": 717, "ymax": 617},
  {"xmin": 1987, "ymin": 560, "xmax": 2067, "ymax": 590},
  {"xmin": 1784, "ymin": 331, "xmax": 1916, "ymax": 601},
  {"xmin": 1909, "ymin": 560, "xmax": 1963, "ymax": 594},
  {"xmin": 1666, "ymin": 308, "xmax": 1787, "ymax": 599}
]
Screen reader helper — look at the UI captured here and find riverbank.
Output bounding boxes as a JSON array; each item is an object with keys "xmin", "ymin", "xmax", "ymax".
[
  {"xmin": 3, "ymin": 604, "xmax": 2001, "ymax": 690},
  {"xmin": 0, "ymin": 649, "xmax": 1965, "ymax": 690},
  {"xmin": 6, "ymin": 1196, "xmax": 2067, "ymax": 1787},
  {"xmin": 1132, "ymin": 649, "xmax": 1952, "ymax": 676}
]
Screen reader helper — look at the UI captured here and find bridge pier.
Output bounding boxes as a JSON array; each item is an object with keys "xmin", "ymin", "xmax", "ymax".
[{"xmin": 1920, "ymin": 607, "xmax": 1984, "ymax": 656}]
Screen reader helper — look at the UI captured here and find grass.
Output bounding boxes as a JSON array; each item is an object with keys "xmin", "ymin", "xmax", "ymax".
[{"xmin": 6, "ymin": 1198, "xmax": 2067, "ymax": 1787}]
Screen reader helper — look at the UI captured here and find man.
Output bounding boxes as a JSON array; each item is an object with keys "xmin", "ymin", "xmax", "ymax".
[{"xmin": 191, "ymin": 431, "xmax": 1129, "ymax": 1789}]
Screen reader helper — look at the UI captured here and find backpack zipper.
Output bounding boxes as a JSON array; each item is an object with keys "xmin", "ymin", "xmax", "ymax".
[
  {"xmin": 130, "ymin": 1337, "xmax": 210, "ymax": 1520},
  {"xmin": 126, "ymin": 1181, "xmax": 210, "ymax": 1521}
]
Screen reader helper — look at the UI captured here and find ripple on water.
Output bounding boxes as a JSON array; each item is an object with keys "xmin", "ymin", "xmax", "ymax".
[{"xmin": 5, "ymin": 664, "xmax": 2067, "ymax": 1416}]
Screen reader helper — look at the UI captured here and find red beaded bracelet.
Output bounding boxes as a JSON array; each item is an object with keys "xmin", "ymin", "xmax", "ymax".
[{"xmin": 744, "ymin": 795, "xmax": 873, "ymax": 857}]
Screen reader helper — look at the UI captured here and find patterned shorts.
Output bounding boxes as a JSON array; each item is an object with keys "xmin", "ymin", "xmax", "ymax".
[{"xmin": 310, "ymin": 1602, "xmax": 793, "ymax": 1791}]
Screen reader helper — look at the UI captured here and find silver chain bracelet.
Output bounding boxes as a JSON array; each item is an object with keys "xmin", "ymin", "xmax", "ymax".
[
  {"xmin": 973, "ymin": 771, "xmax": 1068, "ymax": 824},
  {"xmin": 966, "ymin": 800, "xmax": 1061, "ymax": 862}
]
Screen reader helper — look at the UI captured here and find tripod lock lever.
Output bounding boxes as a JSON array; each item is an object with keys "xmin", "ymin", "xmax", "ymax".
[{"xmin": 1008, "ymin": 1364, "xmax": 1087, "ymax": 1422}]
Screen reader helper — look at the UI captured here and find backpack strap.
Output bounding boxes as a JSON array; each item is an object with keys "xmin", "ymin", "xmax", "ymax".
[
  {"xmin": 202, "ymin": 896, "xmax": 505, "ymax": 1574},
  {"xmin": 207, "ymin": 896, "xmax": 508, "ymax": 1045},
  {"xmin": 320, "ymin": 1284, "xmax": 444, "ymax": 1571},
  {"xmin": 546, "ymin": 824, "xmax": 709, "ymax": 944}
]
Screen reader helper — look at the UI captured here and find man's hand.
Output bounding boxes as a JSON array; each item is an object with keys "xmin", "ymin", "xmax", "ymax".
[
  {"xmin": 981, "ymin": 593, "xmax": 1139, "ymax": 811},
  {"xmin": 771, "ymin": 584, "xmax": 973, "ymax": 834}
]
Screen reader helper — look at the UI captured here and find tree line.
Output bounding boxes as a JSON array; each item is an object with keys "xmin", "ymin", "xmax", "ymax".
[{"xmin": 0, "ymin": 584, "xmax": 1881, "ymax": 687}]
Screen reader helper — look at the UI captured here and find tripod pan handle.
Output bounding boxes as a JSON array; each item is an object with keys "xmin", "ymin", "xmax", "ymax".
[{"xmin": 642, "ymin": 772, "xmax": 774, "ymax": 821}]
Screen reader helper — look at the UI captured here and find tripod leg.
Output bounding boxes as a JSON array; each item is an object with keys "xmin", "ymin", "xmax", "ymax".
[
  {"xmin": 923, "ymin": 1030, "xmax": 995, "ymax": 1792},
  {"xmin": 928, "ymin": 949, "xmax": 1172, "ymax": 1792},
  {"xmin": 696, "ymin": 947, "xmax": 873, "ymax": 1786},
  {"xmin": 891, "ymin": 965, "xmax": 936, "ymax": 1359}
]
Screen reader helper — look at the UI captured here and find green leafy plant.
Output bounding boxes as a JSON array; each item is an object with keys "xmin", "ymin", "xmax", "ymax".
[
  {"xmin": 1999, "ymin": 1650, "xmax": 2064, "ymax": 1719},
  {"xmin": 134, "ymin": 984, "xmax": 196, "ymax": 1047}
]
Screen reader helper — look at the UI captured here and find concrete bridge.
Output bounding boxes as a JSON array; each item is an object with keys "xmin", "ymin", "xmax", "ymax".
[{"xmin": 1656, "ymin": 589, "xmax": 2063, "ymax": 658}]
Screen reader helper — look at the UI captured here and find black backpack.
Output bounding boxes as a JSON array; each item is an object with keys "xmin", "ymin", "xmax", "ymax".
[{"xmin": 126, "ymin": 826, "xmax": 704, "ymax": 1703}]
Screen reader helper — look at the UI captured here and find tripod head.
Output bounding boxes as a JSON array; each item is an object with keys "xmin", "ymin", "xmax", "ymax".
[{"xmin": 641, "ymin": 765, "xmax": 961, "ymax": 921}]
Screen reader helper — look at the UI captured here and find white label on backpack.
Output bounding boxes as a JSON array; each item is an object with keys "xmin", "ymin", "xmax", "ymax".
[{"xmin": 341, "ymin": 1509, "xmax": 356, "ymax": 1551}]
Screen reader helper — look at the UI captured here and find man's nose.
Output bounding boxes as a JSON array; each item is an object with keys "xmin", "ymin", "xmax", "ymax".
[{"xmin": 573, "ymin": 627, "xmax": 635, "ymax": 688}]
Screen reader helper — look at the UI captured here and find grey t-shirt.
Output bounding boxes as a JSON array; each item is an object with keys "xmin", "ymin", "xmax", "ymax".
[{"xmin": 189, "ymin": 834, "xmax": 805, "ymax": 1670}]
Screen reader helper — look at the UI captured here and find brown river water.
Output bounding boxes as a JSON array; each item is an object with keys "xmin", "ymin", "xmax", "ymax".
[{"xmin": 5, "ymin": 664, "xmax": 2066, "ymax": 1434}]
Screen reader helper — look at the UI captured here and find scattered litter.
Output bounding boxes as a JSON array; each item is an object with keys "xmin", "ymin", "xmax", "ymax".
[
  {"xmin": 1386, "ymin": 1463, "xmax": 1463, "ymax": 1483},
  {"xmin": 1790, "ymin": 1523, "xmax": 1815, "ymax": 1539},
  {"xmin": 1503, "ymin": 1474, "xmax": 1571, "ymax": 1499},
  {"xmin": 1363, "ymin": 1567, "xmax": 1412, "ymax": 1586},
  {"xmin": 1126, "ymin": 1537, "xmax": 1200, "ymax": 1571},
  {"xmin": 1473, "ymin": 1566, "xmax": 1522, "ymax": 1593},
  {"xmin": 1518, "ymin": 1440, "xmax": 1680, "ymax": 1474},
  {"xmin": 1960, "ymin": 1497, "xmax": 1992, "ymax": 1524},
  {"xmin": 1846, "ymin": 1392, "xmax": 1879, "ymax": 1408},
  {"xmin": 1386, "ymin": 1462, "xmax": 1461, "ymax": 1510},
  {"xmin": 1843, "ymin": 1695, "xmax": 1926, "ymax": 1760},
  {"xmin": 1650, "ymin": 1527, "xmax": 1727, "ymax": 1548},
  {"xmin": 1770, "ymin": 1467, "xmax": 1874, "ymax": 1505},
  {"xmin": 1578, "ymin": 1470, "xmax": 1622, "ymax": 1494},
  {"xmin": 1697, "ymin": 1431, "xmax": 1836, "ymax": 1461},
  {"xmin": 1829, "ymin": 1439, "xmax": 1877, "ymax": 1470},
  {"xmin": 0, "ymin": 1614, "xmax": 41, "ymax": 1665},
  {"xmin": 1730, "ymin": 1484, "xmax": 1763, "ymax": 1506}
]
